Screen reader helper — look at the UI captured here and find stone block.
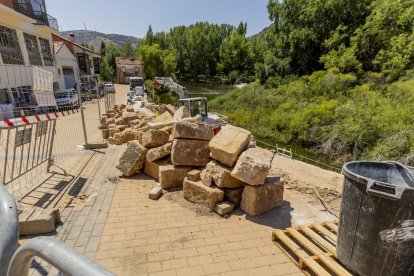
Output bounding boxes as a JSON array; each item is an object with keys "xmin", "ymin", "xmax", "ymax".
[
  {"xmin": 174, "ymin": 106, "xmax": 190, "ymax": 120},
  {"xmin": 141, "ymin": 129, "xmax": 170, "ymax": 148},
  {"xmin": 159, "ymin": 104, "xmax": 176, "ymax": 116},
  {"xmin": 109, "ymin": 128, "xmax": 121, "ymax": 137},
  {"xmin": 149, "ymin": 186, "xmax": 163, "ymax": 200},
  {"xmin": 130, "ymin": 119, "xmax": 141, "ymax": 127},
  {"xmin": 204, "ymin": 161, "xmax": 245, "ymax": 188},
  {"xmin": 209, "ymin": 124, "xmax": 251, "ymax": 167},
  {"xmin": 171, "ymin": 139, "xmax": 210, "ymax": 166},
  {"xmin": 224, "ymin": 187, "xmax": 244, "ymax": 205},
  {"xmin": 172, "ymin": 122, "xmax": 214, "ymax": 141},
  {"xmin": 19, "ymin": 208, "xmax": 61, "ymax": 236},
  {"xmin": 116, "ymin": 141, "xmax": 148, "ymax": 176},
  {"xmin": 231, "ymin": 148, "xmax": 273, "ymax": 186},
  {"xmin": 126, "ymin": 105, "xmax": 134, "ymax": 112},
  {"xmin": 122, "ymin": 129, "xmax": 141, "ymax": 143},
  {"xmin": 186, "ymin": 170, "xmax": 202, "ymax": 181},
  {"xmin": 159, "ymin": 165, "xmax": 191, "ymax": 189},
  {"xmin": 183, "ymin": 179, "xmax": 224, "ymax": 210},
  {"xmin": 152, "ymin": 111, "xmax": 173, "ymax": 124},
  {"xmin": 200, "ymin": 169, "xmax": 213, "ymax": 187},
  {"xmin": 215, "ymin": 202, "xmax": 235, "ymax": 216},
  {"xmin": 122, "ymin": 112, "xmax": 139, "ymax": 125},
  {"xmin": 240, "ymin": 177, "xmax": 284, "ymax": 216},
  {"xmin": 108, "ymin": 134, "xmax": 123, "ymax": 145},
  {"xmin": 107, "ymin": 118, "xmax": 115, "ymax": 125},
  {"xmin": 115, "ymin": 117, "xmax": 125, "ymax": 125},
  {"xmin": 146, "ymin": 142, "xmax": 172, "ymax": 162},
  {"xmin": 102, "ymin": 129, "xmax": 109, "ymax": 139},
  {"xmin": 144, "ymin": 159, "xmax": 170, "ymax": 180}
]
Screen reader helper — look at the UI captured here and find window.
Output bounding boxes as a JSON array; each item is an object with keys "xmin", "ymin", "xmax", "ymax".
[
  {"xmin": 93, "ymin": 57, "xmax": 100, "ymax": 74},
  {"xmin": 77, "ymin": 53, "xmax": 90, "ymax": 74},
  {"xmin": 39, "ymin": 38, "xmax": 53, "ymax": 66},
  {"xmin": 0, "ymin": 25, "xmax": 24, "ymax": 64},
  {"xmin": 23, "ymin": 33, "xmax": 42, "ymax": 65},
  {"xmin": 0, "ymin": 88, "xmax": 10, "ymax": 104}
]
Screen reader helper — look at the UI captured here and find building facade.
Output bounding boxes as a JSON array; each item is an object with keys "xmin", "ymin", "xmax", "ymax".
[
  {"xmin": 115, "ymin": 57, "xmax": 143, "ymax": 84},
  {"xmin": 0, "ymin": 0, "xmax": 59, "ymax": 119}
]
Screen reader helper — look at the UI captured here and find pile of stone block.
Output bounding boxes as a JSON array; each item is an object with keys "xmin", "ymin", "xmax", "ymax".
[{"xmin": 112, "ymin": 104, "xmax": 284, "ymax": 217}]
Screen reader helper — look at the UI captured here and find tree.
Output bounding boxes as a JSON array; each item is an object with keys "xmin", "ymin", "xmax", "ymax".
[
  {"xmin": 100, "ymin": 41, "xmax": 106, "ymax": 56},
  {"xmin": 138, "ymin": 44, "xmax": 176, "ymax": 79},
  {"xmin": 218, "ymin": 32, "xmax": 253, "ymax": 77},
  {"xmin": 121, "ymin": 40, "xmax": 133, "ymax": 58},
  {"xmin": 100, "ymin": 57, "xmax": 113, "ymax": 81},
  {"xmin": 145, "ymin": 25, "xmax": 154, "ymax": 46}
]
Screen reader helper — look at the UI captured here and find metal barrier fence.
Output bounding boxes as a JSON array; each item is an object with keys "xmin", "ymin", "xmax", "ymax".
[{"xmin": 0, "ymin": 120, "xmax": 56, "ymax": 186}]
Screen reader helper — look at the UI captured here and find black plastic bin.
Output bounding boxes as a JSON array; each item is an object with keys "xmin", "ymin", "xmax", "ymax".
[{"xmin": 338, "ymin": 161, "xmax": 414, "ymax": 276}]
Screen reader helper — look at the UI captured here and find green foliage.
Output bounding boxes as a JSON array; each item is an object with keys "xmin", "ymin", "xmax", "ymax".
[
  {"xmin": 121, "ymin": 40, "xmax": 134, "ymax": 58},
  {"xmin": 210, "ymin": 74, "xmax": 414, "ymax": 165},
  {"xmin": 137, "ymin": 44, "xmax": 176, "ymax": 79}
]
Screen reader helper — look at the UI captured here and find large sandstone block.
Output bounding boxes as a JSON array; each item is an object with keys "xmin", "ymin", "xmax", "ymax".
[
  {"xmin": 146, "ymin": 142, "xmax": 172, "ymax": 162},
  {"xmin": 183, "ymin": 179, "xmax": 224, "ymax": 210},
  {"xmin": 231, "ymin": 148, "xmax": 273, "ymax": 185},
  {"xmin": 115, "ymin": 117, "xmax": 125, "ymax": 125},
  {"xmin": 122, "ymin": 129, "xmax": 141, "ymax": 143},
  {"xmin": 144, "ymin": 159, "xmax": 170, "ymax": 180},
  {"xmin": 174, "ymin": 106, "xmax": 190, "ymax": 120},
  {"xmin": 159, "ymin": 104, "xmax": 176, "ymax": 116},
  {"xmin": 172, "ymin": 122, "xmax": 214, "ymax": 141},
  {"xmin": 209, "ymin": 125, "xmax": 251, "ymax": 167},
  {"xmin": 152, "ymin": 111, "xmax": 173, "ymax": 124},
  {"xmin": 122, "ymin": 112, "xmax": 139, "ymax": 125},
  {"xmin": 19, "ymin": 208, "xmax": 61, "ymax": 236},
  {"xmin": 159, "ymin": 165, "xmax": 191, "ymax": 189},
  {"xmin": 240, "ymin": 177, "xmax": 284, "ymax": 216},
  {"xmin": 116, "ymin": 141, "xmax": 148, "ymax": 176},
  {"xmin": 224, "ymin": 187, "xmax": 244, "ymax": 205},
  {"xmin": 141, "ymin": 129, "xmax": 170, "ymax": 148},
  {"xmin": 171, "ymin": 139, "xmax": 210, "ymax": 166},
  {"xmin": 204, "ymin": 161, "xmax": 245, "ymax": 188}
]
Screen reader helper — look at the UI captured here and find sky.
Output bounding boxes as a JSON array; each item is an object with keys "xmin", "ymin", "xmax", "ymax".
[{"xmin": 47, "ymin": 0, "xmax": 271, "ymax": 38}]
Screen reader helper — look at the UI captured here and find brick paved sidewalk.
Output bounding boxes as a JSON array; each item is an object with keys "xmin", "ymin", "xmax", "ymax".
[{"xmin": 93, "ymin": 175, "xmax": 316, "ymax": 276}]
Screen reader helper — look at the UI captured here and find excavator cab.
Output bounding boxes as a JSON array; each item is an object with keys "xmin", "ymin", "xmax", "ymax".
[
  {"xmin": 177, "ymin": 97, "xmax": 208, "ymax": 118},
  {"xmin": 177, "ymin": 97, "xmax": 225, "ymax": 135}
]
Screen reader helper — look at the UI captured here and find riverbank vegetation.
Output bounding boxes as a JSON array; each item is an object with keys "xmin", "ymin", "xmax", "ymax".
[{"xmin": 97, "ymin": 0, "xmax": 414, "ymax": 164}]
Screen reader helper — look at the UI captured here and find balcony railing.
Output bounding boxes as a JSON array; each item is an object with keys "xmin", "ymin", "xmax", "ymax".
[{"xmin": 12, "ymin": 2, "xmax": 59, "ymax": 31}]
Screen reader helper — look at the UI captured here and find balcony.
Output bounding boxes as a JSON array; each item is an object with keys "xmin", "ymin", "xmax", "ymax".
[{"xmin": 12, "ymin": 1, "xmax": 59, "ymax": 31}]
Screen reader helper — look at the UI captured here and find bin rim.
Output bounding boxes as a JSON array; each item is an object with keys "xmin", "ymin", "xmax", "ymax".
[{"xmin": 342, "ymin": 161, "xmax": 414, "ymax": 199}]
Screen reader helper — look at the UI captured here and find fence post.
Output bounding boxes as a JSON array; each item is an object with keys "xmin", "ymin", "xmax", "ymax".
[
  {"xmin": 47, "ymin": 120, "xmax": 56, "ymax": 173},
  {"xmin": 76, "ymin": 84, "xmax": 88, "ymax": 146}
]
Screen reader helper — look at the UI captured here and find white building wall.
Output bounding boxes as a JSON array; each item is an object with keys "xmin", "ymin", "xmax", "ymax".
[{"xmin": 55, "ymin": 45, "xmax": 80, "ymax": 91}]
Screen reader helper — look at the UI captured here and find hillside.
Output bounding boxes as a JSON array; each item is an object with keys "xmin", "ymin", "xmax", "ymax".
[{"xmin": 60, "ymin": 30, "xmax": 141, "ymax": 51}]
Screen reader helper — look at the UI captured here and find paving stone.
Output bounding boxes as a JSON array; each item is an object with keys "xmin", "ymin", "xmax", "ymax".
[
  {"xmin": 240, "ymin": 177, "xmax": 284, "ymax": 216},
  {"xmin": 149, "ymin": 186, "xmax": 163, "ymax": 200},
  {"xmin": 215, "ymin": 201, "xmax": 235, "ymax": 216},
  {"xmin": 209, "ymin": 124, "xmax": 251, "ymax": 167},
  {"xmin": 231, "ymin": 148, "xmax": 274, "ymax": 186}
]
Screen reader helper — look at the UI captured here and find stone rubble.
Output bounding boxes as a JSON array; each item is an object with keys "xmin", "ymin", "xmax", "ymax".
[{"xmin": 105, "ymin": 103, "xmax": 284, "ymax": 217}]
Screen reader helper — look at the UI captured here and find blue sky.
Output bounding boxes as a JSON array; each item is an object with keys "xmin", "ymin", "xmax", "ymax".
[{"xmin": 47, "ymin": 0, "xmax": 271, "ymax": 38}]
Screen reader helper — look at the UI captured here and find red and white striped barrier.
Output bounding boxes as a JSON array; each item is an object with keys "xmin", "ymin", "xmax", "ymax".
[{"xmin": 0, "ymin": 109, "xmax": 79, "ymax": 128}]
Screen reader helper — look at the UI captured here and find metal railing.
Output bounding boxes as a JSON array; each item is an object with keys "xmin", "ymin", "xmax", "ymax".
[
  {"xmin": 0, "ymin": 183, "xmax": 19, "ymax": 276},
  {"xmin": 7, "ymin": 237, "xmax": 114, "ymax": 276},
  {"xmin": 12, "ymin": 1, "xmax": 59, "ymax": 31}
]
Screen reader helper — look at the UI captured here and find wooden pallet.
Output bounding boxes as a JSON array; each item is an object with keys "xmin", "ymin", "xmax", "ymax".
[{"xmin": 272, "ymin": 221, "xmax": 354, "ymax": 276}]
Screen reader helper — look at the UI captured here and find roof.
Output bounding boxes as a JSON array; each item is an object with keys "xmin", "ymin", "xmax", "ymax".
[
  {"xmin": 53, "ymin": 41, "xmax": 64, "ymax": 54},
  {"xmin": 115, "ymin": 57, "xmax": 143, "ymax": 66},
  {"xmin": 52, "ymin": 33, "xmax": 101, "ymax": 57}
]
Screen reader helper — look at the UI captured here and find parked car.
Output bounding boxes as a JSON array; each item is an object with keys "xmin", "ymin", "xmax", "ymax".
[
  {"xmin": 104, "ymin": 82, "xmax": 115, "ymax": 93},
  {"xmin": 55, "ymin": 89, "xmax": 79, "ymax": 109}
]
